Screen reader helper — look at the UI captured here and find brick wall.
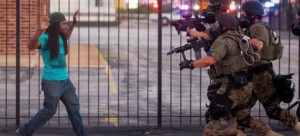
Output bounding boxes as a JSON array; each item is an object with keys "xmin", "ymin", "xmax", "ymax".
[{"xmin": 0, "ymin": 0, "xmax": 49, "ymax": 55}]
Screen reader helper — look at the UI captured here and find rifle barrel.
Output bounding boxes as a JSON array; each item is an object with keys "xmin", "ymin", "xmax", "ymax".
[
  {"xmin": 166, "ymin": 40, "xmax": 212, "ymax": 56},
  {"xmin": 288, "ymin": 100, "xmax": 300, "ymax": 110}
]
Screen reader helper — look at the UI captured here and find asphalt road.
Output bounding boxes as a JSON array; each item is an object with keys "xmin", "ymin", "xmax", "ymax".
[{"xmin": 1, "ymin": 20, "xmax": 300, "ymax": 135}]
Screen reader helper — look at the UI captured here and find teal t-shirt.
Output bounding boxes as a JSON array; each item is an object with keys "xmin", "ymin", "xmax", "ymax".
[{"xmin": 39, "ymin": 34, "xmax": 68, "ymax": 80}]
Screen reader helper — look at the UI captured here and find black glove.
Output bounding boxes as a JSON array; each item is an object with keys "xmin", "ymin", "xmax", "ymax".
[
  {"xmin": 179, "ymin": 60, "xmax": 194, "ymax": 70},
  {"xmin": 292, "ymin": 21, "xmax": 300, "ymax": 36},
  {"xmin": 274, "ymin": 73, "xmax": 294, "ymax": 83}
]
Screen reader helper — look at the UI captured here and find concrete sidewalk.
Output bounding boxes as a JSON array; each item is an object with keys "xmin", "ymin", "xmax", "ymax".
[{"xmin": 0, "ymin": 125, "xmax": 297, "ymax": 136}]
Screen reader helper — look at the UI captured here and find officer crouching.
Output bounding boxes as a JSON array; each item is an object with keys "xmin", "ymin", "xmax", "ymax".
[{"xmin": 179, "ymin": 13, "xmax": 281, "ymax": 136}]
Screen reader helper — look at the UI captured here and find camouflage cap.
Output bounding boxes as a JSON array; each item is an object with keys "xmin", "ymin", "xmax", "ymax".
[{"xmin": 49, "ymin": 12, "xmax": 66, "ymax": 25}]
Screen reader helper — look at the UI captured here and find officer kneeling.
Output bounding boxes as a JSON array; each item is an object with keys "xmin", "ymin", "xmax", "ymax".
[{"xmin": 180, "ymin": 13, "xmax": 281, "ymax": 136}]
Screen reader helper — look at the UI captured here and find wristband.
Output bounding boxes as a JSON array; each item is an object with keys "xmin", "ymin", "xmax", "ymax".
[{"xmin": 190, "ymin": 61, "xmax": 195, "ymax": 69}]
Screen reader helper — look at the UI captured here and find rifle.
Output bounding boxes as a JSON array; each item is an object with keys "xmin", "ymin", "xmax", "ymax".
[
  {"xmin": 167, "ymin": 37, "xmax": 214, "ymax": 60},
  {"xmin": 168, "ymin": 1, "xmax": 224, "ymax": 59},
  {"xmin": 170, "ymin": 13, "xmax": 215, "ymax": 35},
  {"xmin": 169, "ymin": 0, "xmax": 227, "ymax": 35},
  {"xmin": 288, "ymin": 99, "xmax": 300, "ymax": 110},
  {"xmin": 287, "ymin": 99, "xmax": 300, "ymax": 121}
]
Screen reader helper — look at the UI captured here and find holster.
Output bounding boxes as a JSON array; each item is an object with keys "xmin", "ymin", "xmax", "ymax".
[
  {"xmin": 207, "ymin": 65, "xmax": 221, "ymax": 79},
  {"xmin": 209, "ymin": 82, "xmax": 233, "ymax": 120},
  {"xmin": 232, "ymin": 72, "xmax": 249, "ymax": 88},
  {"xmin": 273, "ymin": 74, "xmax": 295, "ymax": 103},
  {"xmin": 207, "ymin": 83, "xmax": 222, "ymax": 101}
]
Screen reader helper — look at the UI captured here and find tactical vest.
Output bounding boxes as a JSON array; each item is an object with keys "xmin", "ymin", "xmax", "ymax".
[
  {"xmin": 249, "ymin": 22, "xmax": 283, "ymax": 61},
  {"xmin": 208, "ymin": 32, "xmax": 254, "ymax": 79}
]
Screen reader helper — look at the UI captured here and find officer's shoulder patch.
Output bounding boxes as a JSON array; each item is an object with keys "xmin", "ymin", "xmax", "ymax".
[
  {"xmin": 211, "ymin": 40, "xmax": 222, "ymax": 49},
  {"xmin": 253, "ymin": 26, "xmax": 263, "ymax": 35}
]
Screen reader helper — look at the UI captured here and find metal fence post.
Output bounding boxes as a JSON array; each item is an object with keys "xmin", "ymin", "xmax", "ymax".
[
  {"xmin": 157, "ymin": 0, "xmax": 162, "ymax": 127},
  {"xmin": 16, "ymin": 0, "xmax": 21, "ymax": 128},
  {"xmin": 298, "ymin": 0, "xmax": 300, "ymax": 100}
]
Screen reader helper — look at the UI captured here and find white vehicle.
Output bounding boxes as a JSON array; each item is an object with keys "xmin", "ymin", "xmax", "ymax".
[
  {"xmin": 50, "ymin": 0, "xmax": 116, "ymax": 22},
  {"xmin": 149, "ymin": 9, "xmax": 182, "ymax": 26}
]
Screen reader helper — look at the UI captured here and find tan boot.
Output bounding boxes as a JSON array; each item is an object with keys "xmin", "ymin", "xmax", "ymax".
[
  {"xmin": 293, "ymin": 122, "xmax": 300, "ymax": 134},
  {"xmin": 264, "ymin": 130, "xmax": 282, "ymax": 136},
  {"xmin": 236, "ymin": 130, "xmax": 247, "ymax": 136}
]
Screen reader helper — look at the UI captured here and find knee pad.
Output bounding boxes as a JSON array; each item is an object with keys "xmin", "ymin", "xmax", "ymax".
[
  {"xmin": 209, "ymin": 94, "xmax": 233, "ymax": 120},
  {"xmin": 237, "ymin": 115, "xmax": 251, "ymax": 128},
  {"xmin": 266, "ymin": 107, "xmax": 282, "ymax": 120}
]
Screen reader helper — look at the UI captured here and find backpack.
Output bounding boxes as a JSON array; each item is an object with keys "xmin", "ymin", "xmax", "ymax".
[{"xmin": 260, "ymin": 22, "xmax": 284, "ymax": 61}]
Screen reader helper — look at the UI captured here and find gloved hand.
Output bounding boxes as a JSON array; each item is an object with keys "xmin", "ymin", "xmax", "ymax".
[
  {"xmin": 179, "ymin": 60, "xmax": 194, "ymax": 70},
  {"xmin": 274, "ymin": 73, "xmax": 294, "ymax": 83}
]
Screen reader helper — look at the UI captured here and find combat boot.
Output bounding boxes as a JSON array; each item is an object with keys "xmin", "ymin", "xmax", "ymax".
[
  {"xmin": 293, "ymin": 122, "xmax": 300, "ymax": 134},
  {"xmin": 264, "ymin": 130, "xmax": 282, "ymax": 136}
]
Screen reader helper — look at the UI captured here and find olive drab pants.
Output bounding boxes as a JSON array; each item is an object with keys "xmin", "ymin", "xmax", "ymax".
[
  {"xmin": 249, "ymin": 70, "xmax": 298, "ymax": 127},
  {"xmin": 204, "ymin": 77, "xmax": 271, "ymax": 136}
]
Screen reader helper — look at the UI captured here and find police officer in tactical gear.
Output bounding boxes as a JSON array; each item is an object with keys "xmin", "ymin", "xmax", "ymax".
[
  {"xmin": 181, "ymin": 12, "xmax": 280, "ymax": 136},
  {"xmin": 240, "ymin": 0, "xmax": 300, "ymax": 134},
  {"xmin": 187, "ymin": 1, "xmax": 241, "ymax": 135},
  {"xmin": 187, "ymin": 0, "xmax": 230, "ymax": 41}
]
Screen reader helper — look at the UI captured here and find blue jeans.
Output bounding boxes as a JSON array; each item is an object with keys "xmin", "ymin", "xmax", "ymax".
[{"xmin": 19, "ymin": 79, "xmax": 86, "ymax": 136}]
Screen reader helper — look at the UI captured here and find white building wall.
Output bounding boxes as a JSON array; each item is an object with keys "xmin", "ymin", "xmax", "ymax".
[{"xmin": 50, "ymin": 0, "xmax": 116, "ymax": 22}]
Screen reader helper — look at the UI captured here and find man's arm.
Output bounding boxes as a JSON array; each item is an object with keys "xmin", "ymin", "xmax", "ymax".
[
  {"xmin": 188, "ymin": 29, "xmax": 210, "ymax": 40},
  {"xmin": 28, "ymin": 16, "xmax": 49, "ymax": 50},
  {"xmin": 249, "ymin": 25, "xmax": 268, "ymax": 51},
  {"xmin": 66, "ymin": 23, "xmax": 76, "ymax": 39},
  {"xmin": 66, "ymin": 10, "xmax": 79, "ymax": 39},
  {"xmin": 28, "ymin": 29, "xmax": 45, "ymax": 50},
  {"xmin": 250, "ymin": 38, "xmax": 263, "ymax": 51},
  {"xmin": 192, "ymin": 55, "xmax": 217, "ymax": 68}
]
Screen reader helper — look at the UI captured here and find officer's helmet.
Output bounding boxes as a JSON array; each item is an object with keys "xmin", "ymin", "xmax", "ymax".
[
  {"xmin": 242, "ymin": 0, "xmax": 264, "ymax": 16},
  {"xmin": 216, "ymin": 13, "xmax": 238, "ymax": 30}
]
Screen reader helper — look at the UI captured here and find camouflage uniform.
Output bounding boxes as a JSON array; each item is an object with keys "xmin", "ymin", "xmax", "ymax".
[
  {"xmin": 247, "ymin": 22, "xmax": 298, "ymax": 127},
  {"xmin": 203, "ymin": 22, "xmax": 241, "ymax": 136},
  {"xmin": 206, "ymin": 78, "xmax": 239, "ymax": 136},
  {"xmin": 204, "ymin": 31, "xmax": 271, "ymax": 136}
]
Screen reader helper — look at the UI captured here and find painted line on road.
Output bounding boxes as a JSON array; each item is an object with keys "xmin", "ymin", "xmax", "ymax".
[
  {"xmin": 98, "ymin": 46, "xmax": 118, "ymax": 93},
  {"xmin": 104, "ymin": 109, "xmax": 119, "ymax": 127}
]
